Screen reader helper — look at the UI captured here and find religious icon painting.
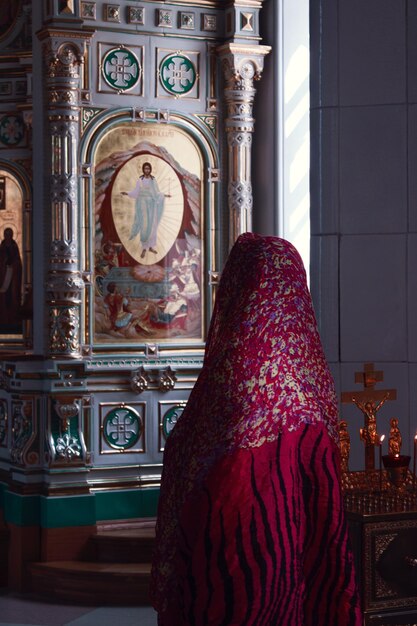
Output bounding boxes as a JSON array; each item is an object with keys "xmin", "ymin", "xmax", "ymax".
[
  {"xmin": 0, "ymin": 169, "xmax": 25, "ymax": 337},
  {"xmin": 92, "ymin": 121, "xmax": 204, "ymax": 346}
]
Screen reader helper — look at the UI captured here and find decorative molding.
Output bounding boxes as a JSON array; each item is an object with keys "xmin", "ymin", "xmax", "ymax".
[
  {"xmin": 127, "ymin": 6, "xmax": 144, "ymax": 25},
  {"xmin": 49, "ymin": 306, "xmax": 81, "ymax": 357},
  {"xmin": 130, "ymin": 366, "xmax": 151, "ymax": 394},
  {"xmin": 196, "ymin": 114, "xmax": 217, "ymax": 139},
  {"xmin": 158, "ymin": 366, "xmax": 177, "ymax": 392},
  {"xmin": 50, "ymin": 395, "xmax": 86, "ymax": 464},
  {"xmin": 80, "ymin": 1, "xmax": 96, "ymax": 20},
  {"xmin": 202, "ymin": 14, "xmax": 217, "ymax": 32},
  {"xmin": 157, "ymin": 9, "xmax": 173, "ymax": 28},
  {"xmin": 10, "ymin": 400, "xmax": 37, "ymax": 466},
  {"xmin": 81, "ymin": 106, "xmax": 104, "ymax": 132},
  {"xmin": 179, "ymin": 12, "xmax": 195, "ymax": 30},
  {"xmin": 218, "ymin": 43, "xmax": 271, "ymax": 246},
  {"xmin": 104, "ymin": 4, "xmax": 120, "ymax": 23}
]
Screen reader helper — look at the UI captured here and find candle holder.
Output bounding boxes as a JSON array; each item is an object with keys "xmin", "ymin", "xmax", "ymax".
[{"xmin": 382, "ymin": 454, "xmax": 411, "ymax": 489}]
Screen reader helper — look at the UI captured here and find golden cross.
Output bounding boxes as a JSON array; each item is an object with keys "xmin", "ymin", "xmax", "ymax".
[{"xmin": 341, "ymin": 363, "xmax": 396, "ymax": 470}]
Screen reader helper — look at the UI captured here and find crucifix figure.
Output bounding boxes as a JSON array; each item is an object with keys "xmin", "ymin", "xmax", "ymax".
[{"xmin": 341, "ymin": 363, "xmax": 396, "ymax": 470}]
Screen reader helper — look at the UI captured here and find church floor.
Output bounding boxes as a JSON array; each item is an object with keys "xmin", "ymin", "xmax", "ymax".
[{"xmin": 0, "ymin": 590, "xmax": 158, "ymax": 626}]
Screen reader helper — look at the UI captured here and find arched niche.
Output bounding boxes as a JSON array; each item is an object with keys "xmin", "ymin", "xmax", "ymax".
[
  {"xmin": 0, "ymin": 161, "xmax": 32, "ymax": 347},
  {"xmin": 79, "ymin": 109, "xmax": 220, "ymax": 356}
]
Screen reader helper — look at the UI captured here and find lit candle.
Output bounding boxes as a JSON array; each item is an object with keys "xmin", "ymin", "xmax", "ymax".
[
  {"xmin": 413, "ymin": 432, "xmax": 417, "ymax": 491},
  {"xmin": 379, "ymin": 434, "xmax": 385, "ymax": 492}
]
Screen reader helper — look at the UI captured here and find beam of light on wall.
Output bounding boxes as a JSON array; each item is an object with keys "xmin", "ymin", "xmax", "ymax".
[
  {"xmin": 289, "ymin": 136, "xmax": 309, "ymax": 193},
  {"xmin": 285, "ymin": 92, "xmax": 309, "ymax": 138},
  {"xmin": 278, "ymin": 0, "xmax": 310, "ymax": 282},
  {"xmin": 285, "ymin": 46, "xmax": 309, "ymax": 104}
]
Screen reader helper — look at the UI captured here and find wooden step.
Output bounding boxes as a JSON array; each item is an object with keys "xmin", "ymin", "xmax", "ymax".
[
  {"xmin": 91, "ymin": 526, "xmax": 156, "ymax": 564},
  {"xmin": 27, "ymin": 520, "xmax": 157, "ymax": 604},
  {"xmin": 28, "ymin": 561, "xmax": 152, "ymax": 605}
]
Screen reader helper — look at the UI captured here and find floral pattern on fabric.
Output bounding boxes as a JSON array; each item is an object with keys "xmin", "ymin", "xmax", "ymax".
[{"xmin": 151, "ymin": 233, "xmax": 341, "ymax": 616}]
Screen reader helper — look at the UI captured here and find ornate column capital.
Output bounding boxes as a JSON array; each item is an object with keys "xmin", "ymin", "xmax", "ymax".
[{"xmin": 217, "ymin": 43, "xmax": 271, "ymax": 83}]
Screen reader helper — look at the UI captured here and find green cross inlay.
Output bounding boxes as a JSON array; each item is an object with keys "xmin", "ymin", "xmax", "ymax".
[
  {"xmin": 160, "ymin": 54, "xmax": 196, "ymax": 95},
  {"xmin": 103, "ymin": 407, "xmax": 141, "ymax": 449},
  {"xmin": 102, "ymin": 48, "xmax": 140, "ymax": 91},
  {"xmin": 162, "ymin": 404, "xmax": 186, "ymax": 439}
]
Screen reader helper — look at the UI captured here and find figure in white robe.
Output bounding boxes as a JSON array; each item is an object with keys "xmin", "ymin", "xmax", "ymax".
[{"xmin": 121, "ymin": 162, "xmax": 165, "ymax": 259}]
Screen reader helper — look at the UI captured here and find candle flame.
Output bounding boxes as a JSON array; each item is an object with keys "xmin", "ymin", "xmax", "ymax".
[
  {"xmin": 395, "ymin": 453, "xmax": 399, "ymax": 458},
  {"xmin": 414, "ymin": 432, "xmax": 417, "ymax": 442},
  {"xmin": 380, "ymin": 434, "xmax": 385, "ymax": 444}
]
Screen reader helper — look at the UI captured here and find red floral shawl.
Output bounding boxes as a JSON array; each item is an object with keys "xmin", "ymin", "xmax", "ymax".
[{"xmin": 151, "ymin": 233, "xmax": 355, "ymax": 622}]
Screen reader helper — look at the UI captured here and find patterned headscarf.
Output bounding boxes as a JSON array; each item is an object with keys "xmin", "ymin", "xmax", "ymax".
[{"xmin": 151, "ymin": 232, "xmax": 339, "ymax": 612}]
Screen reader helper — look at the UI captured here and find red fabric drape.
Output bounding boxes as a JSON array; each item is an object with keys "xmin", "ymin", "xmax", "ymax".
[{"xmin": 151, "ymin": 233, "xmax": 362, "ymax": 625}]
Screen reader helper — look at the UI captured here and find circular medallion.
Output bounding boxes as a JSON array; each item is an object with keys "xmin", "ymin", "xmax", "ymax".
[
  {"xmin": 159, "ymin": 54, "xmax": 196, "ymax": 95},
  {"xmin": 103, "ymin": 406, "xmax": 142, "ymax": 449},
  {"xmin": 102, "ymin": 48, "xmax": 141, "ymax": 92},
  {"xmin": 162, "ymin": 404, "xmax": 186, "ymax": 439},
  {"xmin": 0, "ymin": 115, "xmax": 24, "ymax": 145}
]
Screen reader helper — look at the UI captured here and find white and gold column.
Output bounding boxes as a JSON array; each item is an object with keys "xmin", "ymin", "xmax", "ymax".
[
  {"xmin": 218, "ymin": 43, "xmax": 270, "ymax": 247},
  {"xmin": 38, "ymin": 29, "xmax": 92, "ymax": 358}
]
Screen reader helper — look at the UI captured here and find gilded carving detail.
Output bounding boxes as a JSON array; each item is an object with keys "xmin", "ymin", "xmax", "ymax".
[
  {"xmin": 128, "ymin": 7, "xmax": 144, "ymax": 25},
  {"xmin": 55, "ymin": 398, "xmax": 79, "ymax": 423},
  {"xmin": 50, "ymin": 240, "xmax": 78, "ymax": 261},
  {"xmin": 55, "ymin": 433, "xmax": 82, "ymax": 460},
  {"xmin": 81, "ymin": 2, "xmax": 96, "ymax": 20},
  {"xmin": 130, "ymin": 366, "xmax": 151, "ymax": 394},
  {"xmin": 196, "ymin": 114, "xmax": 217, "ymax": 138},
  {"xmin": 50, "ymin": 175, "xmax": 77, "ymax": 204},
  {"xmin": 10, "ymin": 401, "xmax": 37, "ymax": 465},
  {"xmin": 46, "ymin": 272, "xmax": 84, "ymax": 300},
  {"xmin": 364, "ymin": 520, "xmax": 417, "ymax": 611},
  {"xmin": 105, "ymin": 4, "xmax": 120, "ymax": 22},
  {"xmin": 157, "ymin": 9, "xmax": 173, "ymax": 28},
  {"xmin": 228, "ymin": 180, "xmax": 253, "ymax": 214},
  {"xmin": 228, "ymin": 132, "xmax": 252, "ymax": 147},
  {"xmin": 50, "ymin": 89, "xmax": 77, "ymax": 105},
  {"xmin": 158, "ymin": 367, "xmax": 177, "ymax": 392},
  {"xmin": 82, "ymin": 107, "xmax": 104, "ymax": 131},
  {"xmin": 202, "ymin": 14, "xmax": 217, "ymax": 32},
  {"xmin": 49, "ymin": 306, "xmax": 80, "ymax": 355},
  {"xmin": 51, "ymin": 396, "xmax": 84, "ymax": 462}
]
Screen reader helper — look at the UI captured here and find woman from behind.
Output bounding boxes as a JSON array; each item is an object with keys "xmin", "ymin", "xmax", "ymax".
[{"xmin": 151, "ymin": 232, "xmax": 362, "ymax": 626}]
